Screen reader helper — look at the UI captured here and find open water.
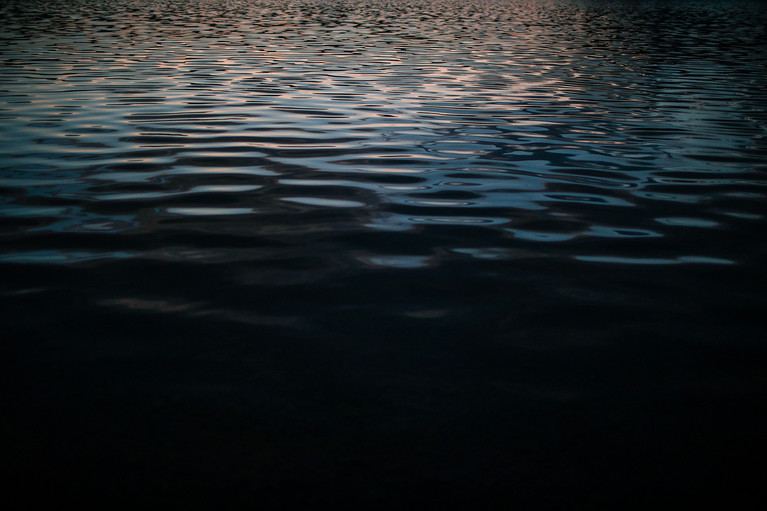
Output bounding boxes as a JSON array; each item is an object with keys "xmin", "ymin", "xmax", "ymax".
[{"xmin": 3, "ymin": 0, "xmax": 767, "ymax": 506}]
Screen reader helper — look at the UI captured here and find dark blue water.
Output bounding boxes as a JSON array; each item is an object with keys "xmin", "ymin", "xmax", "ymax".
[{"xmin": 4, "ymin": 0, "xmax": 767, "ymax": 506}]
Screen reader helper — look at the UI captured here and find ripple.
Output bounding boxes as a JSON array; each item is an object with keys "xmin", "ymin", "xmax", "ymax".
[
  {"xmin": 281, "ymin": 197, "xmax": 364, "ymax": 208},
  {"xmin": 4, "ymin": 3, "xmax": 766, "ymax": 505},
  {"xmin": 166, "ymin": 207, "xmax": 256, "ymax": 216},
  {"xmin": 1, "ymin": 0, "xmax": 766, "ymax": 268},
  {"xmin": 575, "ymin": 255, "xmax": 735, "ymax": 266},
  {"xmin": 655, "ymin": 217, "xmax": 721, "ymax": 228},
  {"xmin": 0, "ymin": 250, "xmax": 133, "ymax": 264}
]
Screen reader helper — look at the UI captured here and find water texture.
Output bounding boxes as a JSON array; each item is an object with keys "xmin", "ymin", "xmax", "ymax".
[{"xmin": 3, "ymin": 0, "xmax": 767, "ymax": 506}]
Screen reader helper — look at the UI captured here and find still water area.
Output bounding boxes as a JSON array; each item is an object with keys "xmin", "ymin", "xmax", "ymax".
[{"xmin": 3, "ymin": 0, "xmax": 767, "ymax": 506}]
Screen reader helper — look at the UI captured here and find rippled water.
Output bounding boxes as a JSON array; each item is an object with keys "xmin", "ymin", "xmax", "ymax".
[{"xmin": 4, "ymin": 0, "xmax": 767, "ymax": 506}]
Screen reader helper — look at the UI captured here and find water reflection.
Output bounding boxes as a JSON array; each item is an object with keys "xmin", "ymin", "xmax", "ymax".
[{"xmin": 1, "ymin": 0, "xmax": 766, "ymax": 267}]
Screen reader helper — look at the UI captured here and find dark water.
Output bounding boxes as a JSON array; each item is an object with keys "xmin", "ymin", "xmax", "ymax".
[{"xmin": 3, "ymin": 0, "xmax": 767, "ymax": 506}]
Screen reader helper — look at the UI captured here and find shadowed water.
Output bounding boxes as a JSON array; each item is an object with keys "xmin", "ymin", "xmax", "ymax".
[{"xmin": 3, "ymin": 0, "xmax": 767, "ymax": 507}]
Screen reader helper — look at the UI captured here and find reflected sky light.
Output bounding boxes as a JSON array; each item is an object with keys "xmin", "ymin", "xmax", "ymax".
[{"xmin": 1, "ymin": 0, "xmax": 765, "ymax": 267}]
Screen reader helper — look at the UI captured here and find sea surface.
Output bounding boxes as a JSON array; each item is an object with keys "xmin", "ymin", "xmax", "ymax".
[{"xmin": 3, "ymin": 0, "xmax": 767, "ymax": 506}]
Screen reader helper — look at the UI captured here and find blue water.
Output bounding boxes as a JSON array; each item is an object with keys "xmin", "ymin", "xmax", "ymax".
[{"xmin": 4, "ymin": 0, "xmax": 767, "ymax": 506}]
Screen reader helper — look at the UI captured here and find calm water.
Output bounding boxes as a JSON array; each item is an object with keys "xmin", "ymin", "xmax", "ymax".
[{"xmin": 4, "ymin": 0, "xmax": 767, "ymax": 506}]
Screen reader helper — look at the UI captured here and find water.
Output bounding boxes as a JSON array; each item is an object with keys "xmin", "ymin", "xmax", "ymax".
[{"xmin": 3, "ymin": 0, "xmax": 767, "ymax": 506}]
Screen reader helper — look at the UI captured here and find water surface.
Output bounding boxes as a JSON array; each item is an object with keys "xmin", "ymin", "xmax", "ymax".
[{"xmin": 3, "ymin": 0, "xmax": 767, "ymax": 506}]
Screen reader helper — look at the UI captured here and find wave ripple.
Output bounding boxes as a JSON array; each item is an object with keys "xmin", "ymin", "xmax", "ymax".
[{"xmin": 1, "ymin": 0, "xmax": 766, "ymax": 271}]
